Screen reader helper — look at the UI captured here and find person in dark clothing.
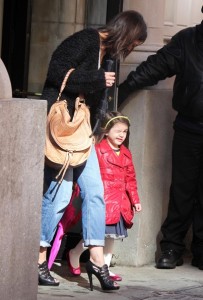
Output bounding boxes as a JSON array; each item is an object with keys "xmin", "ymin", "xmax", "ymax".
[
  {"xmin": 118, "ymin": 7, "xmax": 203, "ymax": 270},
  {"xmin": 38, "ymin": 10, "xmax": 147, "ymax": 290}
]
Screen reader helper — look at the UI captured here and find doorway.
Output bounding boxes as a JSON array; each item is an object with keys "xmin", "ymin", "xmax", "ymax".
[{"xmin": 1, "ymin": 0, "xmax": 32, "ymax": 96}]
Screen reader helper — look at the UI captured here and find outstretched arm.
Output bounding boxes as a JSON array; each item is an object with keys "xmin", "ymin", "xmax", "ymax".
[{"xmin": 118, "ymin": 32, "xmax": 183, "ymax": 106}]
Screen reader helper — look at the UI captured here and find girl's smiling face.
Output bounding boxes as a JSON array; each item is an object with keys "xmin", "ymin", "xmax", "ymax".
[{"xmin": 106, "ymin": 122, "xmax": 128, "ymax": 149}]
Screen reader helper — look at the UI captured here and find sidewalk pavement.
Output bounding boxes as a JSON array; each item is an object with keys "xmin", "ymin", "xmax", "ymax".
[{"xmin": 37, "ymin": 257, "xmax": 203, "ymax": 300}]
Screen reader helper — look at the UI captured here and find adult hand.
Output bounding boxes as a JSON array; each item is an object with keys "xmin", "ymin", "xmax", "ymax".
[{"xmin": 105, "ymin": 72, "xmax": 116, "ymax": 87}]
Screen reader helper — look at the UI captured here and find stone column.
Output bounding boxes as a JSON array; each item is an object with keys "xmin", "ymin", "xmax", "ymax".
[
  {"xmin": 120, "ymin": 0, "xmax": 166, "ymax": 83},
  {"xmin": 0, "ymin": 59, "xmax": 47, "ymax": 300},
  {"xmin": 0, "ymin": 59, "xmax": 12, "ymax": 98},
  {"xmin": 113, "ymin": 90, "xmax": 176, "ymax": 266},
  {"xmin": 113, "ymin": 0, "xmax": 174, "ymax": 266}
]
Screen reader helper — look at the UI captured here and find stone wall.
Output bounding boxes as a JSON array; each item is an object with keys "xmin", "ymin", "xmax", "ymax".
[{"xmin": 0, "ymin": 59, "xmax": 47, "ymax": 300}]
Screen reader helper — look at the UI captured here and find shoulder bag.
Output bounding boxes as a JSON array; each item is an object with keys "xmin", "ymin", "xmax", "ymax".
[{"xmin": 45, "ymin": 68, "xmax": 93, "ymax": 183}]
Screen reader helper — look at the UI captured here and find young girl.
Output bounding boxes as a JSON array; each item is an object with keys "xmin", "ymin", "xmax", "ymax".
[{"xmin": 66, "ymin": 111, "xmax": 141, "ymax": 281}]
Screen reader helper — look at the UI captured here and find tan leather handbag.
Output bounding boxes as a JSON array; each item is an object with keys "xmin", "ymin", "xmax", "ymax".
[{"xmin": 45, "ymin": 69, "xmax": 93, "ymax": 183}]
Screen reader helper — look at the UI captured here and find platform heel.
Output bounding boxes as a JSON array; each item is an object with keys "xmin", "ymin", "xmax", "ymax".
[
  {"xmin": 38, "ymin": 261, "xmax": 59, "ymax": 286},
  {"xmin": 85, "ymin": 260, "xmax": 120, "ymax": 291}
]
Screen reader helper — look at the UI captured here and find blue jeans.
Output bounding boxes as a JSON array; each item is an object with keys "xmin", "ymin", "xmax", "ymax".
[{"xmin": 40, "ymin": 145, "xmax": 105, "ymax": 247}]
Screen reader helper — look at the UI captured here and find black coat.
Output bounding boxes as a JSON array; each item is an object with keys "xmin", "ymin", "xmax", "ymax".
[
  {"xmin": 41, "ymin": 28, "xmax": 107, "ymax": 124},
  {"xmin": 118, "ymin": 21, "xmax": 203, "ymax": 122}
]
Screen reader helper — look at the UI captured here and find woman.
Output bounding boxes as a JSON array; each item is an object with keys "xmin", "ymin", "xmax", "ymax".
[{"xmin": 38, "ymin": 10, "xmax": 147, "ymax": 291}]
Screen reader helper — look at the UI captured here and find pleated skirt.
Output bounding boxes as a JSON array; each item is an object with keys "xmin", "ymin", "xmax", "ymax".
[{"xmin": 105, "ymin": 215, "xmax": 128, "ymax": 239}]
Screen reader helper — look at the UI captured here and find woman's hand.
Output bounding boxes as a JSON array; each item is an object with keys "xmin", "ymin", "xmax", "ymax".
[{"xmin": 105, "ymin": 72, "xmax": 116, "ymax": 87}]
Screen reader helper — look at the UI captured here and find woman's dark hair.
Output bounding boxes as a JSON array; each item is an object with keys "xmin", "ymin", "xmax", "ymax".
[
  {"xmin": 96, "ymin": 111, "xmax": 130, "ymax": 147},
  {"xmin": 98, "ymin": 10, "xmax": 147, "ymax": 59}
]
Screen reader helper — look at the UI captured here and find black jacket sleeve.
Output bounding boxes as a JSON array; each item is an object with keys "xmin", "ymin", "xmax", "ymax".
[
  {"xmin": 118, "ymin": 32, "xmax": 183, "ymax": 107},
  {"xmin": 45, "ymin": 29, "xmax": 106, "ymax": 95}
]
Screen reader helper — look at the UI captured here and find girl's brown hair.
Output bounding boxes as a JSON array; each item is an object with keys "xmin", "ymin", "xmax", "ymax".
[
  {"xmin": 99, "ymin": 10, "xmax": 147, "ymax": 59},
  {"xmin": 96, "ymin": 111, "xmax": 130, "ymax": 147}
]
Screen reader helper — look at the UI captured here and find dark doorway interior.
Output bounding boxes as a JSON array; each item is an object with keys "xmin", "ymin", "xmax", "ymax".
[
  {"xmin": 106, "ymin": 0, "xmax": 123, "ymax": 22},
  {"xmin": 1, "ymin": 0, "xmax": 32, "ymax": 96}
]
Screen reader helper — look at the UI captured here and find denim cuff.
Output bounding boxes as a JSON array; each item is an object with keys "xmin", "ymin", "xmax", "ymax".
[{"xmin": 40, "ymin": 241, "xmax": 51, "ymax": 247}]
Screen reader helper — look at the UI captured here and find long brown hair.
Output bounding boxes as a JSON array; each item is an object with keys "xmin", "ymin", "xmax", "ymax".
[{"xmin": 98, "ymin": 10, "xmax": 147, "ymax": 60}]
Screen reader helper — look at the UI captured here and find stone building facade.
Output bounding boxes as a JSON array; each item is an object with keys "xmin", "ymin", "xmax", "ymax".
[{"xmin": 0, "ymin": 0, "xmax": 203, "ymax": 267}]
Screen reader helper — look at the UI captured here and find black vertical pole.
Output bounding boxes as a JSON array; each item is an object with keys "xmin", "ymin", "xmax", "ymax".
[{"xmin": 106, "ymin": 0, "xmax": 123, "ymax": 111}]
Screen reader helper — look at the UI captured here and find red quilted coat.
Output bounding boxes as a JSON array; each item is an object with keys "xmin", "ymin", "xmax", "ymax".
[{"xmin": 95, "ymin": 139, "xmax": 140, "ymax": 229}]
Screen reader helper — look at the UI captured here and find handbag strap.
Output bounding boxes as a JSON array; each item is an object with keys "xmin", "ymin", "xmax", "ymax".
[{"xmin": 56, "ymin": 68, "xmax": 75, "ymax": 102}]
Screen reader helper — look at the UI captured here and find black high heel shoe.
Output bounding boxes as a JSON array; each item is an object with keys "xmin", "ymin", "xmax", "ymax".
[
  {"xmin": 38, "ymin": 261, "xmax": 60, "ymax": 286},
  {"xmin": 85, "ymin": 260, "xmax": 120, "ymax": 291}
]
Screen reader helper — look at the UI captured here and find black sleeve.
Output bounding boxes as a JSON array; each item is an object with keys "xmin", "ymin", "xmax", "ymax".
[
  {"xmin": 45, "ymin": 29, "xmax": 106, "ymax": 95},
  {"xmin": 118, "ymin": 32, "xmax": 183, "ymax": 107}
]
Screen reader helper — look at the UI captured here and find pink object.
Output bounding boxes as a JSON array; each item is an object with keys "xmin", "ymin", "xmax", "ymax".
[
  {"xmin": 110, "ymin": 274, "xmax": 122, "ymax": 281},
  {"xmin": 66, "ymin": 251, "xmax": 81, "ymax": 276},
  {"xmin": 48, "ymin": 184, "xmax": 82, "ymax": 270}
]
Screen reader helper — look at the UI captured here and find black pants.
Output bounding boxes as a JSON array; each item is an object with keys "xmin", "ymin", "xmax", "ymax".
[{"xmin": 160, "ymin": 127, "xmax": 203, "ymax": 258}]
